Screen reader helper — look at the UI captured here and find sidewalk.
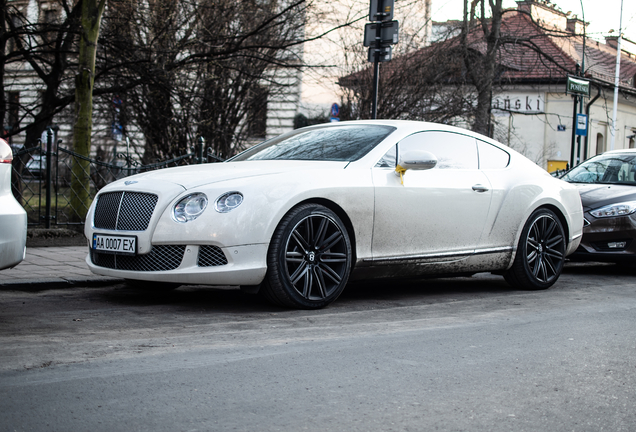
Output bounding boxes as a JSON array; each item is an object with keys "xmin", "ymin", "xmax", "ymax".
[{"xmin": 0, "ymin": 246, "xmax": 123, "ymax": 290}]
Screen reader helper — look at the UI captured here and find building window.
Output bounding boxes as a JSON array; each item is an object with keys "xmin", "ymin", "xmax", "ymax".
[
  {"xmin": 629, "ymin": 130, "xmax": 636, "ymax": 149},
  {"xmin": 5, "ymin": 92, "xmax": 20, "ymax": 134},
  {"xmin": 247, "ymin": 86, "xmax": 268, "ymax": 138},
  {"xmin": 596, "ymin": 133, "xmax": 605, "ymax": 155},
  {"xmin": 43, "ymin": 9, "xmax": 59, "ymax": 24},
  {"xmin": 7, "ymin": 16, "xmax": 21, "ymax": 53}
]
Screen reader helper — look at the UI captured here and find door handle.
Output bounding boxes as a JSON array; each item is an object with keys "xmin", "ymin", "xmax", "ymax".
[{"xmin": 472, "ymin": 184, "xmax": 489, "ymax": 192}]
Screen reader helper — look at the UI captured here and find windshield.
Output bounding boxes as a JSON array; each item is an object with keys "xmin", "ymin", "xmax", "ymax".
[
  {"xmin": 562, "ymin": 153, "xmax": 636, "ymax": 185},
  {"xmin": 231, "ymin": 125, "xmax": 396, "ymax": 162}
]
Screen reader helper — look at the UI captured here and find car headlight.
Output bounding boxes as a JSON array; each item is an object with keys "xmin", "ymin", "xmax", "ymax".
[
  {"xmin": 215, "ymin": 192, "xmax": 243, "ymax": 213},
  {"xmin": 173, "ymin": 193, "xmax": 208, "ymax": 223},
  {"xmin": 589, "ymin": 201, "xmax": 636, "ymax": 218}
]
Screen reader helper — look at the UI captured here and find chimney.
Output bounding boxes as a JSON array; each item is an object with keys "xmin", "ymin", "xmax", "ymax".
[
  {"xmin": 606, "ymin": 36, "xmax": 618, "ymax": 50},
  {"xmin": 605, "ymin": 36, "xmax": 636, "ymax": 56},
  {"xmin": 516, "ymin": 0, "xmax": 569, "ymax": 31},
  {"xmin": 566, "ymin": 18, "xmax": 585, "ymax": 34}
]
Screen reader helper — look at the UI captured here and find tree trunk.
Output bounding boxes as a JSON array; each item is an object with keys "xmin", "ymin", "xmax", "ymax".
[
  {"xmin": 0, "ymin": 0, "xmax": 7, "ymax": 133},
  {"xmin": 462, "ymin": 0, "xmax": 503, "ymax": 137},
  {"xmin": 70, "ymin": 0, "xmax": 106, "ymax": 222}
]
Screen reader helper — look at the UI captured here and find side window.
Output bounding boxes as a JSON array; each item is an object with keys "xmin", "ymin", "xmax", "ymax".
[
  {"xmin": 477, "ymin": 140, "xmax": 510, "ymax": 169},
  {"xmin": 398, "ymin": 131, "xmax": 478, "ymax": 169},
  {"xmin": 375, "ymin": 145, "xmax": 397, "ymax": 167}
]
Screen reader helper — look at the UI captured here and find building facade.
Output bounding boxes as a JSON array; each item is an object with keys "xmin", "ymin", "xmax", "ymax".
[{"xmin": 490, "ymin": 1, "xmax": 636, "ymax": 171}]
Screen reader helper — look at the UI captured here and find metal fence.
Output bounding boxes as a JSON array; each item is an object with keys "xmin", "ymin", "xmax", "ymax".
[{"xmin": 11, "ymin": 129, "xmax": 218, "ymax": 228}]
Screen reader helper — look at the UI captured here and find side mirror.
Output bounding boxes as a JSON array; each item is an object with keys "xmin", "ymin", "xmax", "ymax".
[{"xmin": 397, "ymin": 150, "xmax": 437, "ymax": 171}]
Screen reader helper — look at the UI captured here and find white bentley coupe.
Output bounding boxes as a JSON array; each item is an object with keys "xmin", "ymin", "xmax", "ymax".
[{"xmin": 85, "ymin": 121, "xmax": 583, "ymax": 309}]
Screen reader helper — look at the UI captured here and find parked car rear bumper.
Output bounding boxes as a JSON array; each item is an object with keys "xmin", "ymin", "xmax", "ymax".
[{"xmin": 0, "ymin": 197, "xmax": 27, "ymax": 270}]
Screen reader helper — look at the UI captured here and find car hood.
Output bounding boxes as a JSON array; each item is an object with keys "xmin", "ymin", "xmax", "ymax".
[
  {"xmin": 572, "ymin": 183, "xmax": 636, "ymax": 211},
  {"xmin": 106, "ymin": 160, "xmax": 350, "ymax": 191}
]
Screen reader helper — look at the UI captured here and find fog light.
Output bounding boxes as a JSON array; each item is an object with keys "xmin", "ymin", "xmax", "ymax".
[{"xmin": 608, "ymin": 241, "xmax": 627, "ymax": 249}]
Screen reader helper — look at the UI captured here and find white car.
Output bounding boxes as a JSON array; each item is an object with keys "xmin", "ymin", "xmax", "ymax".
[
  {"xmin": 0, "ymin": 138, "xmax": 27, "ymax": 270},
  {"xmin": 85, "ymin": 121, "xmax": 583, "ymax": 309}
]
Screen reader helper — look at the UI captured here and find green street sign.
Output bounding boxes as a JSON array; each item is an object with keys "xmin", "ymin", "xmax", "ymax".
[{"xmin": 567, "ymin": 76, "xmax": 590, "ymax": 97}]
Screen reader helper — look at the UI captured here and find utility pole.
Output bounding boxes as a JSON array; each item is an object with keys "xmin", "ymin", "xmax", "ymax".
[
  {"xmin": 610, "ymin": 0, "xmax": 624, "ymax": 151},
  {"xmin": 577, "ymin": 0, "xmax": 585, "ymax": 163}
]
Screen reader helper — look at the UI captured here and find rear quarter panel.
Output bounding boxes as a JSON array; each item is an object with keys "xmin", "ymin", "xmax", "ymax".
[{"xmin": 480, "ymin": 155, "xmax": 583, "ymax": 265}]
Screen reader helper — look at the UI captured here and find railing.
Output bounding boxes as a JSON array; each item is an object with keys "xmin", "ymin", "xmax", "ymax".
[{"xmin": 11, "ymin": 130, "xmax": 220, "ymax": 228}]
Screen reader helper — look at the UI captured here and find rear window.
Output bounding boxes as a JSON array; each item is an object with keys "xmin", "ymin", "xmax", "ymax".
[
  {"xmin": 477, "ymin": 140, "xmax": 510, "ymax": 169},
  {"xmin": 231, "ymin": 125, "xmax": 396, "ymax": 162}
]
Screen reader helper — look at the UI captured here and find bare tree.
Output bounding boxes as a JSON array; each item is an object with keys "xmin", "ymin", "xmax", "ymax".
[
  {"xmin": 0, "ymin": 0, "xmax": 9, "ymax": 132},
  {"xmin": 3, "ymin": 0, "xmax": 82, "ymax": 202},
  {"xmin": 4, "ymin": 1, "xmax": 82, "ymax": 146},
  {"xmin": 337, "ymin": 14, "xmax": 475, "ymax": 124},
  {"xmin": 339, "ymin": 40, "xmax": 476, "ymax": 123},
  {"xmin": 98, "ymin": 0, "xmax": 308, "ymax": 161},
  {"xmin": 340, "ymin": 0, "xmax": 583, "ymax": 139},
  {"xmin": 461, "ymin": 0, "xmax": 504, "ymax": 136},
  {"xmin": 96, "ymin": 0, "xmax": 198, "ymax": 162}
]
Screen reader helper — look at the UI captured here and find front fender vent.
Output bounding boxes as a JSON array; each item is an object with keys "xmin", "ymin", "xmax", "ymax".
[{"xmin": 198, "ymin": 245, "xmax": 228, "ymax": 267}]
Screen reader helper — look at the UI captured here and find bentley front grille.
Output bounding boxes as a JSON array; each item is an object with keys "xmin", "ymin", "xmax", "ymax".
[
  {"xmin": 91, "ymin": 245, "xmax": 186, "ymax": 271},
  {"xmin": 94, "ymin": 191, "xmax": 158, "ymax": 231},
  {"xmin": 198, "ymin": 245, "xmax": 228, "ymax": 267}
]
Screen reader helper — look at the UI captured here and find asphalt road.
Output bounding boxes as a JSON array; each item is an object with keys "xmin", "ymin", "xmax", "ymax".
[{"xmin": 1, "ymin": 263, "xmax": 635, "ymax": 431}]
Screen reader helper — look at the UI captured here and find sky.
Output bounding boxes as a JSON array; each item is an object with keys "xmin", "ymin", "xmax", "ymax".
[{"xmin": 433, "ymin": 0, "xmax": 636, "ymax": 41}]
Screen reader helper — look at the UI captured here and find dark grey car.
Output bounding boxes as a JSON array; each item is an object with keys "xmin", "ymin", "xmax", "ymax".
[{"xmin": 562, "ymin": 150, "xmax": 636, "ymax": 262}]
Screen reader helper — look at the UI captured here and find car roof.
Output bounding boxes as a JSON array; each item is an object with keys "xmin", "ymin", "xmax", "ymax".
[
  {"xmin": 313, "ymin": 119, "xmax": 476, "ymax": 134},
  {"xmin": 602, "ymin": 149, "xmax": 636, "ymax": 155},
  {"xmin": 306, "ymin": 119, "xmax": 504, "ymax": 146}
]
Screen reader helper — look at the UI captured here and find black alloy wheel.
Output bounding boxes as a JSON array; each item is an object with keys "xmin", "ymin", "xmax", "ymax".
[
  {"xmin": 261, "ymin": 204, "xmax": 352, "ymax": 309},
  {"xmin": 504, "ymin": 208, "xmax": 566, "ymax": 290}
]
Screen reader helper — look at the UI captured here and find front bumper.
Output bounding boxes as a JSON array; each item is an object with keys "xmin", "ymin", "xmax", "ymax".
[
  {"xmin": 568, "ymin": 212, "xmax": 636, "ymax": 262},
  {"xmin": 86, "ymin": 243, "xmax": 268, "ymax": 286}
]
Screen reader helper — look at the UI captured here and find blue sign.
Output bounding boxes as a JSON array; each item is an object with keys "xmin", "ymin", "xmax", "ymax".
[
  {"xmin": 331, "ymin": 103, "xmax": 339, "ymax": 118},
  {"xmin": 112, "ymin": 121, "xmax": 123, "ymax": 141},
  {"xmin": 575, "ymin": 114, "xmax": 588, "ymax": 136}
]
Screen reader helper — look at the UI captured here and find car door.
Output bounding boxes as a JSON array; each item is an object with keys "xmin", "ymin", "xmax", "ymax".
[{"xmin": 371, "ymin": 131, "xmax": 493, "ymax": 261}]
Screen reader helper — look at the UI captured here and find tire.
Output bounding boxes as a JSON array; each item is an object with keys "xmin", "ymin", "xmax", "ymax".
[
  {"xmin": 261, "ymin": 204, "xmax": 352, "ymax": 309},
  {"xmin": 504, "ymin": 208, "xmax": 566, "ymax": 290}
]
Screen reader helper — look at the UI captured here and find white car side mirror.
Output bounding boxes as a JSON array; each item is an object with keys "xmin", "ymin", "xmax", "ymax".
[{"xmin": 397, "ymin": 150, "xmax": 437, "ymax": 172}]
